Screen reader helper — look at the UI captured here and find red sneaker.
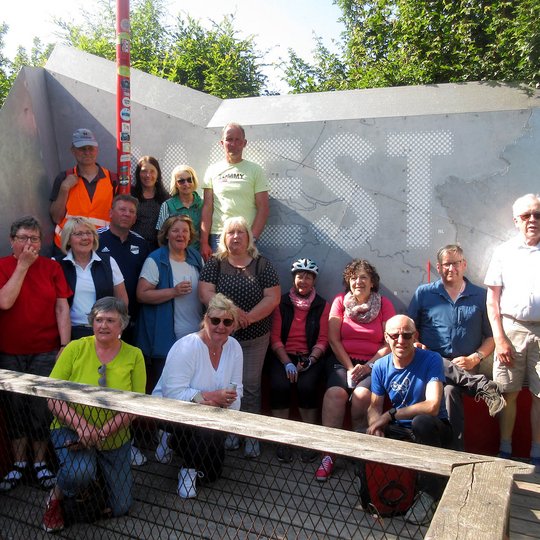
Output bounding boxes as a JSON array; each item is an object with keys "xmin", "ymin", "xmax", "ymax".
[
  {"xmin": 315, "ymin": 455, "xmax": 334, "ymax": 482},
  {"xmin": 42, "ymin": 498, "xmax": 64, "ymax": 533}
]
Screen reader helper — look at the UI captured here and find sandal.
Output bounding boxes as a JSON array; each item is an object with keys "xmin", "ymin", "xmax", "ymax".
[
  {"xmin": 0, "ymin": 463, "xmax": 27, "ymax": 492},
  {"xmin": 34, "ymin": 463, "xmax": 56, "ymax": 490}
]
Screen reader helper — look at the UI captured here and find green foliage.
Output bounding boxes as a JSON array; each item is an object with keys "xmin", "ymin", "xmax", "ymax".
[
  {"xmin": 284, "ymin": 0, "xmax": 540, "ymax": 93},
  {"xmin": 54, "ymin": 0, "xmax": 267, "ymax": 98},
  {"xmin": 0, "ymin": 24, "xmax": 53, "ymax": 107}
]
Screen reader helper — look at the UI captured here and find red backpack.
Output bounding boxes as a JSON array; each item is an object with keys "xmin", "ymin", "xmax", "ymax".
[{"xmin": 357, "ymin": 461, "xmax": 417, "ymax": 517}]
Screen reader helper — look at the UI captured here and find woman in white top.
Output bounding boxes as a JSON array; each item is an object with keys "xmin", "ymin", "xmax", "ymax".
[
  {"xmin": 57, "ymin": 217, "xmax": 127, "ymax": 340},
  {"xmin": 154, "ymin": 293, "xmax": 243, "ymax": 499}
]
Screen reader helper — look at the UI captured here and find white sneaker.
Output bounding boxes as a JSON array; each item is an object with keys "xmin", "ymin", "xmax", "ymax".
[
  {"xmin": 244, "ymin": 438, "xmax": 260, "ymax": 459},
  {"xmin": 405, "ymin": 491, "xmax": 437, "ymax": 525},
  {"xmin": 130, "ymin": 444, "xmax": 148, "ymax": 467},
  {"xmin": 224, "ymin": 434, "xmax": 240, "ymax": 451},
  {"xmin": 155, "ymin": 430, "xmax": 173, "ymax": 464},
  {"xmin": 177, "ymin": 468, "xmax": 203, "ymax": 499}
]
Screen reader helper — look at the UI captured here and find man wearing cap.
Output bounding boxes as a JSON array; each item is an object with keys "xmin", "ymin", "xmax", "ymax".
[
  {"xmin": 485, "ymin": 193, "xmax": 540, "ymax": 471},
  {"xmin": 50, "ymin": 128, "xmax": 117, "ymax": 251},
  {"xmin": 200, "ymin": 122, "xmax": 269, "ymax": 261}
]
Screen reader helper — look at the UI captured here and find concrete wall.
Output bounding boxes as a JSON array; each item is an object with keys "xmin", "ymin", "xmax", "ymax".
[{"xmin": 1, "ymin": 45, "xmax": 539, "ymax": 308}]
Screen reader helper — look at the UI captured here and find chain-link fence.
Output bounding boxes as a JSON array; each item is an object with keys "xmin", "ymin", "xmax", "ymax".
[{"xmin": 0, "ymin": 369, "xmax": 519, "ymax": 539}]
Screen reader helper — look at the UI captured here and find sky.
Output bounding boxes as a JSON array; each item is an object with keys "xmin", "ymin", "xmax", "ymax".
[{"xmin": 1, "ymin": 0, "xmax": 345, "ymax": 93}]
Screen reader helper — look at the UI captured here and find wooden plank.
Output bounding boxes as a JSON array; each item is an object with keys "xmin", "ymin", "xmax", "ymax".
[
  {"xmin": 0, "ymin": 369, "xmax": 501, "ymax": 478},
  {"xmin": 426, "ymin": 462, "xmax": 514, "ymax": 540}
]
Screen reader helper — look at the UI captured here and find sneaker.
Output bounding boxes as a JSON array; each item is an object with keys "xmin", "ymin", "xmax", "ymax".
[
  {"xmin": 276, "ymin": 445, "xmax": 293, "ymax": 463},
  {"xmin": 405, "ymin": 491, "xmax": 437, "ymax": 525},
  {"xmin": 155, "ymin": 430, "xmax": 173, "ymax": 464},
  {"xmin": 475, "ymin": 382, "xmax": 506, "ymax": 417},
  {"xmin": 177, "ymin": 468, "xmax": 204, "ymax": 499},
  {"xmin": 300, "ymin": 449, "xmax": 318, "ymax": 463},
  {"xmin": 0, "ymin": 462, "xmax": 26, "ymax": 492},
  {"xmin": 244, "ymin": 438, "xmax": 260, "ymax": 459},
  {"xmin": 34, "ymin": 463, "xmax": 56, "ymax": 490},
  {"xmin": 42, "ymin": 498, "xmax": 64, "ymax": 532},
  {"xmin": 130, "ymin": 445, "xmax": 148, "ymax": 467},
  {"xmin": 224, "ymin": 434, "xmax": 240, "ymax": 451},
  {"xmin": 315, "ymin": 455, "xmax": 334, "ymax": 482}
]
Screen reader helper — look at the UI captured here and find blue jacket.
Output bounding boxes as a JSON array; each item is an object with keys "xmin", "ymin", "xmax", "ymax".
[{"xmin": 135, "ymin": 246, "xmax": 203, "ymax": 359}]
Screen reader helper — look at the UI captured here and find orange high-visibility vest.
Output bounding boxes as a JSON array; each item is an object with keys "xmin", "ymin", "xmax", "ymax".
[{"xmin": 54, "ymin": 167, "xmax": 114, "ymax": 248}]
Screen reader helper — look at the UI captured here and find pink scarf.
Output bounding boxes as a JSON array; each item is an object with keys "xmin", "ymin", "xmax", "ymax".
[
  {"xmin": 344, "ymin": 291, "xmax": 381, "ymax": 324},
  {"xmin": 289, "ymin": 286, "xmax": 316, "ymax": 311}
]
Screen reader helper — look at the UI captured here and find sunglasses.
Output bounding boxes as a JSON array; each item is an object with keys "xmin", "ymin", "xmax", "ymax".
[
  {"xmin": 208, "ymin": 317, "xmax": 234, "ymax": 327},
  {"xmin": 386, "ymin": 332, "xmax": 415, "ymax": 341},
  {"xmin": 177, "ymin": 177, "xmax": 193, "ymax": 185},
  {"xmin": 518, "ymin": 212, "xmax": 540, "ymax": 221},
  {"xmin": 97, "ymin": 364, "xmax": 107, "ymax": 387}
]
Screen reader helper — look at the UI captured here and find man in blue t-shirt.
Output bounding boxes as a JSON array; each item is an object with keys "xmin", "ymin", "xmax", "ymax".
[
  {"xmin": 368, "ymin": 315, "xmax": 452, "ymax": 525},
  {"xmin": 408, "ymin": 244, "xmax": 505, "ymax": 450}
]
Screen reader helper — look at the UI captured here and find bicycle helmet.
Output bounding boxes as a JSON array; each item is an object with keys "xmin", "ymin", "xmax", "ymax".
[{"xmin": 291, "ymin": 258, "xmax": 319, "ymax": 276}]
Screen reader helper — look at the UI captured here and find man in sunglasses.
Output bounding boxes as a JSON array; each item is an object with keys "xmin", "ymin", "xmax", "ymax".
[
  {"xmin": 408, "ymin": 244, "xmax": 504, "ymax": 450},
  {"xmin": 200, "ymin": 123, "xmax": 269, "ymax": 261},
  {"xmin": 485, "ymin": 193, "xmax": 540, "ymax": 472},
  {"xmin": 367, "ymin": 315, "xmax": 451, "ymax": 525}
]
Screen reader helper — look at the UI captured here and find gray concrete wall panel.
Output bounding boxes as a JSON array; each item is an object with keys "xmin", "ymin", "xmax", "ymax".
[{"xmin": 0, "ymin": 45, "xmax": 538, "ymax": 309}]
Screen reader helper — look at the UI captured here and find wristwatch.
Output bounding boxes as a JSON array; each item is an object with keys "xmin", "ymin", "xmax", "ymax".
[
  {"xmin": 475, "ymin": 351, "xmax": 485, "ymax": 362},
  {"xmin": 388, "ymin": 407, "xmax": 397, "ymax": 422}
]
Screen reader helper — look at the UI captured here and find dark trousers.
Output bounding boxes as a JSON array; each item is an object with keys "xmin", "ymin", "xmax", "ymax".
[
  {"xmin": 443, "ymin": 358, "xmax": 490, "ymax": 450},
  {"xmin": 170, "ymin": 426, "xmax": 225, "ymax": 484},
  {"xmin": 385, "ymin": 415, "xmax": 453, "ymax": 500},
  {"xmin": 268, "ymin": 352, "xmax": 325, "ymax": 409}
]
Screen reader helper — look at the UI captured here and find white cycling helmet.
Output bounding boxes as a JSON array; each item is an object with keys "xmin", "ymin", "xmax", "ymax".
[{"xmin": 291, "ymin": 258, "xmax": 319, "ymax": 276}]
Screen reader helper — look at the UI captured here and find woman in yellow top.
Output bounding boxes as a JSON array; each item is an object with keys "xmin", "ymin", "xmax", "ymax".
[{"xmin": 42, "ymin": 297, "xmax": 146, "ymax": 533}]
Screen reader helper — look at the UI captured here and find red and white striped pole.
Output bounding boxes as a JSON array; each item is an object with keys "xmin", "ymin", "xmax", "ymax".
[{"xmin": 116, "ymin": 0, "xmax": 131, "ymax": 194}]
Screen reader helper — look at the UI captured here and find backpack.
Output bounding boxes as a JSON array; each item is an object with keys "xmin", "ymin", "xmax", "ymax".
[{"xmin": 357, "ymin": 461, "xmax": 416, "ymax": 517}]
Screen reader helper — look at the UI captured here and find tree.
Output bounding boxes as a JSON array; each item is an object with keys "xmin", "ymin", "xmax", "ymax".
[
  {"xmin": 0, "ymin": 25, "xmax": 53, "ymax": 107},
  {"xmin": 55, "ymin": 0, "xmax": 268, "ymax": 98},
  {"xmin": 283, "ymin": 0, "xmax": 540, "ymax": 93}
]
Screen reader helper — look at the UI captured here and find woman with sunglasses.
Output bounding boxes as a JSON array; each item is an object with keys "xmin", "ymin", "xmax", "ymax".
[
  {"xmin": 154, "ymin": 293, "xmax": 242, "ymax": 499},
  {"xmin": 56, "ymin": 217, "xmax": 129, "ymax": 340},
  {"xmin": 156, "ymin": 165, "xmax": 203, "ymax": 250},
  {"xmin": 315, "ymin": 259, "xmax": 396, "ymax": 482},
  {"xmin": 42, "ymin": 297, "xmax": 146, "ymax": 533},
  {"xmin": 131, "ymin": 156, "xmax": 169, "ymax": 250}
]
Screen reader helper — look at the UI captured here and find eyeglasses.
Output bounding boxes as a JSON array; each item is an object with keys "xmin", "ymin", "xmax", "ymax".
[
  {"xmin": 440, "ymin": 260, "xmax": 462, "ymax": 269},
  {"xmin": 71, "ymin": 230, "xmax": 94, "ymax": 238},
  {"xmin": 517, "ymin": 212, "xmax": 540, "ymax": 221},
  {"xmin": 97, "ymin": 364, "xmax": 106, "ymax": 387},
  {"xmin": 386, "ymin": 332, "xmax": 415, "ymax": 341},
  {"xmin": 14, "ymin": 234, "xmax": 41, "ymax": 243},
  {"xmin": 177, "ymin": 177, "xmax": 193, "ymax": 184},
  {"xmin": 208, "ymin": 317, "xmax": 234, "ymax": 327}
]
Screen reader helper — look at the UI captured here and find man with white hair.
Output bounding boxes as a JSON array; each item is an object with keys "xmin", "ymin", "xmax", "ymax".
[{"xmin": 485, "ymin": 193, "xmax": 540, "ymax": 472}]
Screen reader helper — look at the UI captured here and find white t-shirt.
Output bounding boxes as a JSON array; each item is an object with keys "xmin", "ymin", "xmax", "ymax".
[
  {"xmin": 65, "ymin": 251, "xmax": 125, "ymax": 325},
  {"xmin": 484, "ymin": 235, "xmax": 540, "ymax": 321},
  {"xmin": 139, "ymin": 257, "xmax": 203, "ymax": 339}
]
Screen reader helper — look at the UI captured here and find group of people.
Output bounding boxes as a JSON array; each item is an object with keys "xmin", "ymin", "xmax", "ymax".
[{"xmin": 0, "ymin": 120, "xmax": 538, "ymax": 531}]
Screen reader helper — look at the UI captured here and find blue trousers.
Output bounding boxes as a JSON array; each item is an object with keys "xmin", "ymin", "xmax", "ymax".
[{"xmin": 52, "ymin": 428, "xmax": 133, "ymax": 517}]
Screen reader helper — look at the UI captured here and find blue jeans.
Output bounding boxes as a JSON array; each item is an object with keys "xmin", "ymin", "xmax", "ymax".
[{"xmin": 52, "ymin": 428, "xmax": 133, "ymax": 517}]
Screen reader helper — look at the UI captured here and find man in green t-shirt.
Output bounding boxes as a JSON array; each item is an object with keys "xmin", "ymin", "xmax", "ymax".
[{"xmin": 200, "ymin": 123, "xmax": 269, "ymax": 260}]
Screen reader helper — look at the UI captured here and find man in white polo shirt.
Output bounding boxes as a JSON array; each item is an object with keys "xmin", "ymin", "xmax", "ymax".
[{"xmin": 485, "ymin": 193, "xmax": 540, "ymax": 471}]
